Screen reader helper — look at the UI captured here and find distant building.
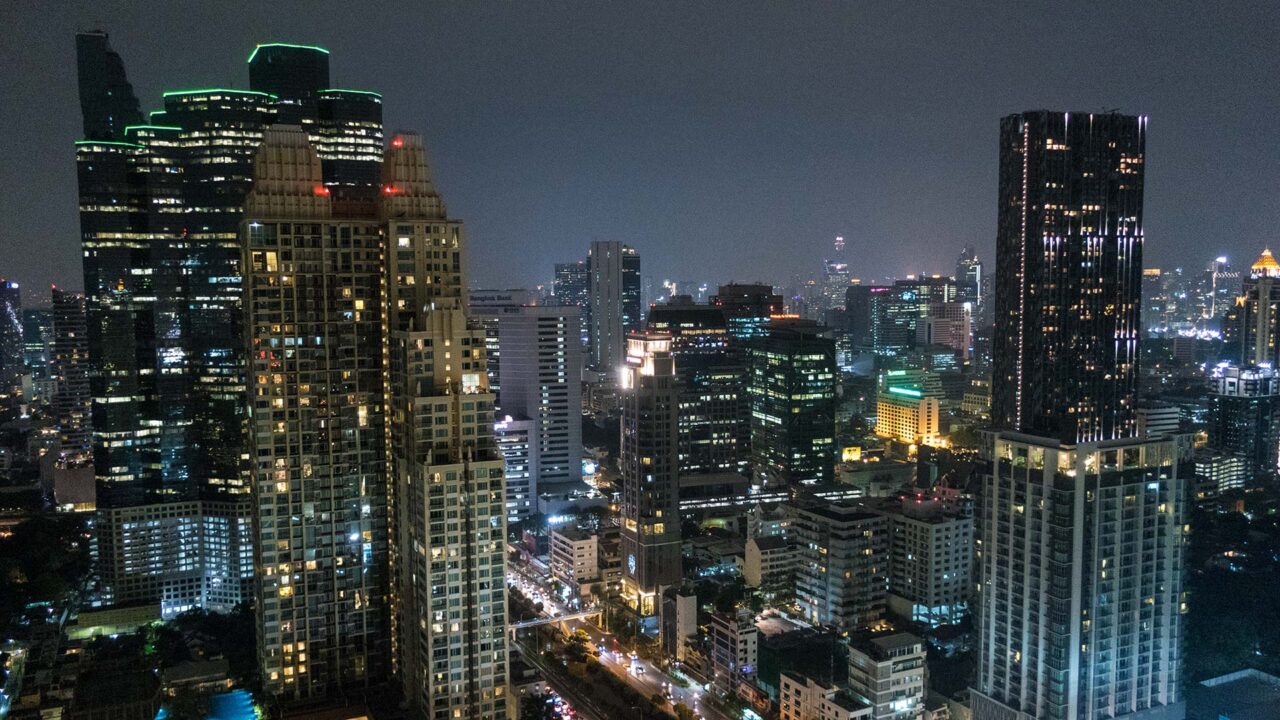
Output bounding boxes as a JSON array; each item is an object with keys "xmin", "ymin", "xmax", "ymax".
[
  {"xmin": 875, "ymin": 386, "xmax": 940, "ymax": 445},
  {"xmin": 1223, "ymin": 249, "xmax": 1280, "ymax": 365},
  {"xmin": 713, "ymin": 283, "xmax": 784, "ymax": 341},
  {"xmin": 495, "ymin": 415, "xmax": 536, "ymax": 523},
  {"xmin": 588, "ymin": 241, "xmax": 641, "ymax": 370},
  {"xmin": 743, "ymin": 535, "xmax": 798, "ymax": 597},
  {"xmin": 553, "ymin": 260, "xmax": 591, "ymax": 347},
  {"xmin": 1193, "ymin": 451, "xmax": 1248, "ymax": 499},
  {"xmin": 1136, "ymin": 402, "xmax": 1181, "ymax": 438},
  {"xmin": 748, "ymin": 319, "xmax": 837, "ymax": 487},
  {"xmin": 0, "ymin": 280, "xmax": 22, "ymax": 390},
  {"xmin": 1208, "ymin": 362, "xmax": 1280, "ymax": 478}
]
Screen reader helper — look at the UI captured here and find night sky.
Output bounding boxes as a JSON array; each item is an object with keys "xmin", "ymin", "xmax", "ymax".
[{"xmin": 3, "ymin": 1, "xmax": 1278, "ymax": 303}]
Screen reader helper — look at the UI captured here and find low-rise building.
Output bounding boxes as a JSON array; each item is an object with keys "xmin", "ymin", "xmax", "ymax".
[
  {"xmin": 744, "ymin": 535, "xmax": 798, "ymax": 597},
  {"xmin": 708, "ymin": 608, "xmax": 759, "ymax": 696},
  {"xmin": 846, "ymin": 633, "xmax": 927, "ymax": 720},
  {"xmin": 550, "ymin": 527, "xmax": 599, "ymax": 587},
  {"xmin": 779, "ymin": 670, "xmax": 873, "ymax": 720}
]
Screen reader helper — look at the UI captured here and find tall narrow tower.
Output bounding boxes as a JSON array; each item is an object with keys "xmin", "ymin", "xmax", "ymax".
[
  {"xmin": 588, "ymin": 241, "xmax": 641, "ymax": 371},
  {"xmin": 991, "ymin": 111, "xmax": 1145, "ymax": 444},
  {"xmin": 619, "ymin": 333, "xmax": 682, "ymax": 615}
]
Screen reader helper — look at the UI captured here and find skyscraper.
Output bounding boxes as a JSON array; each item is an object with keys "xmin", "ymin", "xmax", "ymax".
[
  {"xmin": 972, "ymin": 434, "xmax": 1186, "ymax": 720},
  {"xmin": 587, "ymin": 241, "xmax": 641, "ymax": 370},
  {"xmin": 0, "ymin": 280, "xmax": 22, "ymax": 391},
  {"xmin": 496, "ymin": 304, "xmax": 583, "ymax": 488},
  {"xmin": 975, "ymin": 112, "xmax": 1184, "ymax": 720},
  {"xmin": 75, "ymin": 30, "xmax": 143, "ymax": 140},
  {"xmin": 51, "ymin": 288, "xmax": 92, "ymax": 463},
  {"xmin": 747, "ymin": 319, "xmax": 837, "ymax": 488},
  {"xmin": 1222, "ymin": 249, "xmax": 1280, "ymax": 366},
  {"xmin": 619, "ymin": 333, "xmax": 682, "ymax": 615},
  {"xmin": 712, "ymin": 283, "xmax": 783, "ymax": 341},
  {"xmin": 1207, "ymin": 362, "xmax": 1280, "ymax": 478},
  {"xmin": 382, "ymin": 133, "xmax": 509, "ymax": 720},
  {"xmin": 554, "ymin": 260, "xmax": 591, "ymax": 347},
  {"xmin": 992, "ymin": 111, "xmax": 1146, "ymax": 444},
  {"xmin": 647, "ymin": 297, "xmax": 746, "ymax": 473},
  {"xmin": 243, "ymin": 126, "xmax": 391, "ymax": 700}
]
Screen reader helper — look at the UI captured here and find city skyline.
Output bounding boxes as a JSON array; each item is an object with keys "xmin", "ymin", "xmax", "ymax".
[{"xmin": 5, "ymin": 3, "xmax": 1280, "ymax": 298}]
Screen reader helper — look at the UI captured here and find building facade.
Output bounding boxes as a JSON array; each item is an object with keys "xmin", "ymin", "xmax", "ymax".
[
  {"xmin": 588, "ymin": 241, "xmax": 641, "ymax": 371},
  {"xmin": 972, "ymin": 433, "xmax": 1186, "ymax": 720},
  {"xmin": 748, "ymin": 320, "xmax": 837, "ymax": 487},
  {"xmin": 619, "ymin": 334, "xmax": 682, "ymax": 615},
  {"xmin": 790, "ymin": 502, "xmax": 888, "ymax": 630},
  {"xmin": 991, "ymin": 111, "xmax": 1146, "ymax": 444}
]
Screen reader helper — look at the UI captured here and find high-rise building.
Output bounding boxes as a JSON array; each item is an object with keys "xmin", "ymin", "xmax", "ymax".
[
  {"xmin": 790, "ymin": 501, "xmax": 888, "ymax": 630},
  {"xmin": 243, "ymin": 126, "xmax": 508, "ymax": 714},
  {"xmin": 51, "ymin": 288, "xmax": 92, "ymax": 462},
  {"xmin": 992, "ymin": 111, "xmax": 1146, "ymax": 444},
  {"xmin": 1207, "ymin": 362, "xmax": 1280, "ymax": 478},
  {"xmin": 956, "ymin": 244, "xmax": 983, "ymax": 311},
  {"xmin": 75, "ymin": 35, "xmax": 383, "ymax": 618},
  {"xmin": 647, "ymin": 297, "xmax": 746, "ymax": 474},
  {"xmin": 243, "ymin": 126, "xmax": 391, "ymax": 700},
  {"xmin": 495, "ymin": 416, "xmax": 536, "ymax": 523},
  {"xmin": 874, "ymin": 497, "xmax": 972, "ymax": 628},
  {"xmin": 495, "ymin": 305, "xmax": 583, "ymax": 489},
  {"xmin": 972, "ymin": 434, "xmax": 1186, "ymax": 720},
  {"xmin": 619, "ymin": 334, "xmax": 682, "ymax": 615},
  {"xmin": 382, "ymin": 133, "xmax": 510, "ymax": 719},
  {"xmin": 712, "ymin": 283, "xmax": 784, "ymax": 341},
  {"xmin": 1142, "ymin": 268, "xmax": 1165, "ymax": 335},
  {"xmin": 587, "ymin": 241, "xmax": 641, "ymax": 370},
  {"xmin": 0, "ymin": 280, "xmax": 22, "ymax": 390},
  {"xmin": 554, "ymin": 260, "xmax": 591, "ymax": 347},
  {"xmin": 75, "ymin": 30, "xmax": 143, "ymax": 140},
  {"xmin": 747, "ymin": 319, "xmax": 837, "ymax": 488},
  {"xmin": 1222, "ymin": 249, "xmax": 1280, "ymax": 366},
  {"xmin": 22, "ymin": 306, "xmax": 55, "ymax": 407}
]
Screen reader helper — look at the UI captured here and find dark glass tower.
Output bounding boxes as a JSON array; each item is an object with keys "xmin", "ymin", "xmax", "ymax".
[
  {"xmin": 647, "ymin": 297, "xmax": 746, "ymax": 474},
  {"xmin": 75, "ymin": 31, "xmax": 143, "ymax": 140},
  {"xmin": 0, "ymin": 281, "xmax": 22, "ymax": 391},
  {"xmin": 992, "ymin": 111, "xmax": 1146, "ymax": 444},
  {"xmin": 746, "ymin": 319, "xmax": 837, "ymax": 488},
  {"xmin": 247, "ymin": 43, "xmax": 330, "ymax": 123}
]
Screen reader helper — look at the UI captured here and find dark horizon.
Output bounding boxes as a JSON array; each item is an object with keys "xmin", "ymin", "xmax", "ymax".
[{"xmin": 2, "ymin": 2, "xmax": 1278, "ymax": 301}]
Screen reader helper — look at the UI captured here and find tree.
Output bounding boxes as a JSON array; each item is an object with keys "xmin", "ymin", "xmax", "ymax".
[{"xmin": 674, "ymin": 704, "xmax": 697, "ymax": 720}]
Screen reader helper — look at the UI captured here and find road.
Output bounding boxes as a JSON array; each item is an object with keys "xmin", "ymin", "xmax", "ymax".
[{"xmin": 508, "ymin": 567, "xmax": 732, "ymax": 720}]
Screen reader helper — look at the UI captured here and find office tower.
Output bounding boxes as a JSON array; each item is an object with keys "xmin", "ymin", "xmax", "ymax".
[
  {"xmin": 1142, "ymin": 268, "xmax": 1165, "ymax": 335},
  {"xmin": 51, "ymin": 288, "xmax": 92, "ymax": 462},
  {"xmin": 247, "ymin": 42, "xmax": 331, "ymax": 122},
  {"xmin": 956, "ymin": 244, "xmax": 983, "ymax": 309},
  {"xmin": 1222, "ymin": 249, "xmax": 1280, "ymax": 365},
  {"xmin": 917, "ymin": 301, "xmax": 972, "ymax": 360},
  {"xmin": 789, "ymin": 501, "xmax": 888, "ymax": 629},
  {"xmin": 647, "ymin": 297, "xmax": 746, "ymax": 473},
  {"xmin": 822, "ymin": 259, "xmax": 852, "ymax": 314},
  {"xmin": 619, "ymin": 334, "xmax": 682, "ymax": 615},
  {"xmin": 554, "ymin": 260, "xmax": 591, "ymax": 347},
  {"xmin": 713, "ymin": 283, "xmax": 784, "ymax": 340},
  {"xmin": 313, "ymin": 89, "xmax": 385, "ymax": 195},
  {"xmin": 0, "ymin": 280, "xmax": 22, "ymax": 389},
  {"xmin": 243, "ymin": 127, "xmax": 390, "ymax": 700},
  {"xmin": 972, "ymin": 434, "xmax": 1186, "ymax": 720},
  {"xmin": 587, "ymin": 241, "xmax": 641, "ymax": 370},
  {"xmin": 75, "ymin": 31, "xmax": 142, "ymax": 140},
  {"xmin": 847, "ymin": 285, "xmax": 915, "ymax": 355},
  {"xmin": 747, "ymin": 319, "xmax": 837, "ymax": 487},
  {"xmin": 496, "ymin": 416, "xmax": 536, "ymax": 523},
  {"xmin": 1207, "ymin": 362, "xmax": 1280, "ymax": 478},
  {"xmin": 23, "ymin": 306, "xmax": 55, "ymax": 406},
  {"xmin": 846, "ymin": 633, "xmax": 927, "ymax": 720},
  {"xmin": 494, "ymin": 304, "xmax": 583, "ymax": 488},
  {"xmin": 992, "ymin": 111, "xmax": 1145, "ymax": 444},
  {"xmin": 468, "ymin": 288, "xmax": 543, "ymax": 405},
  {"xmin": 382, "ymin": 133, "xmax": 509, "ymax": 719}
]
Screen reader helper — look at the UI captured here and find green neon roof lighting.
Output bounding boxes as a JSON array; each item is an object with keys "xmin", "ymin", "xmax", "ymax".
[
  {"xmin": 887, "ymin": 386, "xmax": 923, "ymax": 399},
  {"xmin": 74, "ymin": 140, "xmax": 144, "ymax": 149},
  {"xmin": 124, "ymin": 125, "xmax": 182, "ymax": 134},
  {"xmin": 247, "ymin": 42, "xmax": 330, "ymax": 64},
  {"xmin": 149, "ymin": 110, "xmax": 168, "ymax": 118},
  {"xmin": 163, "ymin": 88, "xmax": 277, "ymax": 99},
  {"xmin": 320, "ymin": 88, "xmax": 383, "ymax": 98}
]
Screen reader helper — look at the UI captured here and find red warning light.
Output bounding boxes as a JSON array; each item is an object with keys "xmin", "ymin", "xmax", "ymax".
[
  {"xmin": 391, "ymin": 136, "xmax": 404, "ymax": 148},
  {"xmin": 313, "ymin": 185, "xmax": 331, "ymax": 196}
]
